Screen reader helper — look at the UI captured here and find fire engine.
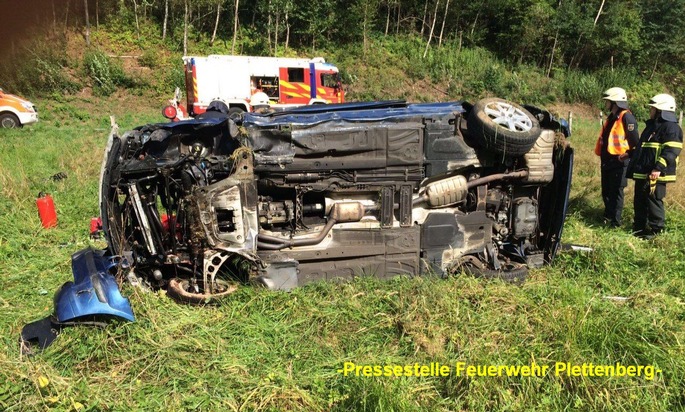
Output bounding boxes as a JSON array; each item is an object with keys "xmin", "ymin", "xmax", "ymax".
[{"xmin": 166, "ymin": 55, "xmax": 345, "ymax": 120}]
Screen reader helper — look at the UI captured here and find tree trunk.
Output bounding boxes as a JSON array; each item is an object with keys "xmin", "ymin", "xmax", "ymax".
[
  {"xmin": 95, "ymin": 0, "xmax": 99, "ymax": 29},
  {"xmin": 593, "ymin": 0, "xmax": 605, "ymax": 26},
  {"xmin": 275, "ymin": 13, "xmax": 280, "ymax": 55},
  {"xmin": 132, "ymin": 0, "xmax": 140, "ymax": 39},
  {"xmin": 438, "ymin": 0, "xmax": 449, "ymax": 47},
  {"xmin": 183, "ymin": 0, "xmax": 188, "ymax": 55},
  {"xmin": 385, "ymin": 1, "xmax": 390, "ymax": 36},
  {"xmin": 470, "ymin": 9, "xmax": 480, "ymax": 38},
  {"xmin": 362, "ymin": 1, "xmax": 370, "ymax": 54},
  {"xmin": 64, "ymin": 0, "xmax": 70, "ymax": 30},
  {"xmin": 163, "ymin": 0, "xmax": 169, "ymax": 39},
  {"xmin": 84, "ymin": 0, "xmax": 90, "ymax": 46},
  {"xmin": 285, "ymin": 10, "xmax": 290, "ymax": 50},
  {"xmin": 423, "ymin": 0, "xmax": 440, "ymax": 58},
  {"xmin": 53, "ymin": 0, "xmax": 57, "ymax": 32},
  {"xmin": 396, "ymin": 2, "xmax": 400, "ymax": 34},
  {"xmin": 231, "ymin": 0, "xmax": 239, "ymax": 54},
  {"xmin": 211, "ymin": 2, "xmax": 221, "ymax": 45},
  {"xmin": 420, "ymin": 1, "xmax": 428, "ymax": 36},
  {"xmin": 547, "ymin": 31, "xmax": 558, "ymax": 77},
  {"xmin": 267, "ymin": 0, "xmax": 272, "ymax": 53}
]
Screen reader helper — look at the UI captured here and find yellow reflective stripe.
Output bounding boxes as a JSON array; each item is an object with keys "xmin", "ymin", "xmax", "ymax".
[
  {"xmin": 283, "ymin": 91, "xmax": 303, "ymax": 98},
  {"xmin": 663, "ymin": 141, "xmax": 683, "ymax": 149},
  {"xmin": 300, "ymin": 84, "xmax": 311, "ymax": 92},
  {"xmin": 657, "ymin": 175, "xmax": 676, "ymax": 182},
  {"xmin": 642, "ymin": 142, "xmax": 660, "ymax": 148},
  {"xmin": 279, "ymin": 80, "xmax": 296, "ymax": 90},
  {"xmin": 658, "ymin": 157, "xmax": 667, "ymax": 167},
  {"xmin": 317, "ymin": 87, "xmax": 326, "ymax": 94},
  {"xmin": 632, "ymin": 173, "xmax": 648, "ymax": 179}
]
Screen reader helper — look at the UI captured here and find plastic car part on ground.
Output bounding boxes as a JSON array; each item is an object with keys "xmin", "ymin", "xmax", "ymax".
[{"xmin": 20, "ymin": 248, "xmax": 134, "ymax": 354}]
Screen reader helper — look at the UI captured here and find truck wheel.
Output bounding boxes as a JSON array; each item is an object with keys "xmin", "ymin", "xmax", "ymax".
[
  {"xmin": 468, "ymin": 98, "xmax": 540, "ymax": 156},
  {"xmin": 228, "ymin": 107, "xmax": 244, "ymax": 122},
  {"xmin": 0, "ymin": 113, "xmax": 21, "ymax": 128}
]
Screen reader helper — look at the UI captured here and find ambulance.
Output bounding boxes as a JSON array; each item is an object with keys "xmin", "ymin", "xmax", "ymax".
[
  {"xmin": 170, "ymin": 55, "xmax": 344, "ymax": 119},
  {"xmin": 0, "ymin": 87, "xmax": 38, "ymax": 128}
]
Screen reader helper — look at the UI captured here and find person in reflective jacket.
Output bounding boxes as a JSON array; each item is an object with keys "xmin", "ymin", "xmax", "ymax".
[
  {"xmin": 595, "ymin": 87, "xmax": 640, "ymax": 227},
  {"xmin": 628, "ymin": 93, "xmax": 683, "ymax": 239}
]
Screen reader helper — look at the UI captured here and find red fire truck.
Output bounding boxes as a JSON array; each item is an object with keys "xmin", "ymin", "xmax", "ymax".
[{"xmin": 168, "ymin": 55, "xmax": 344, "ymax": 119}]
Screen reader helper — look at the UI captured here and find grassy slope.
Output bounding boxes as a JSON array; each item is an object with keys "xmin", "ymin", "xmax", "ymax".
[{"xmin": 0, "ymin": 92, "xmax": 684, "ymax": 411}]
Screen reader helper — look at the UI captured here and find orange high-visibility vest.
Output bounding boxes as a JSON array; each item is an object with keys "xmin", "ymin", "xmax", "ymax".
[{"xmin": 595, "ymin": 110, "xmax": 630, "ymax": 156}]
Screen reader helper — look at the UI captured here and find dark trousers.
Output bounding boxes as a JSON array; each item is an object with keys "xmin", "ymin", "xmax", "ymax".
[
  {"xmin": 633, "ymin": 179, "xmax": 666, "ymax": 233},
  {"xmin": 601, "ymin": 166, "xmax": 627, "ymax": 226}
]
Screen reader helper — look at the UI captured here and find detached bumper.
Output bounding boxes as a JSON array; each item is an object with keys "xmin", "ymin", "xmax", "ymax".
[{"xmin": 54, "ymin": 248, "xmax": 135, "ymax": 322}]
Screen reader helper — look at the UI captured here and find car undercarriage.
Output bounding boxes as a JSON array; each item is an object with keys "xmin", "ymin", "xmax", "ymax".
[{"xmin": 99, "ymin": 98, "xmax": 573, "ymax": 303}]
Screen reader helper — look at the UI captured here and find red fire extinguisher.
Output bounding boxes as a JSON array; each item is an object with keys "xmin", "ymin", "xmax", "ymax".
[{"xmin": 36, "ymin": 192, "xmax": 57, "ymax": 228}]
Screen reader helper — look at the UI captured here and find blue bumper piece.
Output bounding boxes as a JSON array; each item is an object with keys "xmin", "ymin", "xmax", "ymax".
[{"xmin": 54, "ymin": 248, "xmax": 135, "ymax": 322}]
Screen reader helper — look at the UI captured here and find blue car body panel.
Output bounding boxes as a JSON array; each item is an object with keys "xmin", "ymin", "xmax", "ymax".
[{"xmin": 54, "ymin": 248, "xmax": 135, "ymax": 322}]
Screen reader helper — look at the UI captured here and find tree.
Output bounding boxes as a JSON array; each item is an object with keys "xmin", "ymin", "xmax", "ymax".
[
  {"xmin": 84, "ymin": 0, "xmax": 91, "ymax": 46},
  {"xmin": 210, "ymin": 0, "xmax": 222, "ymax": 45},
  {"xmin": 231, "ymin": 0, "xmax": 239, "ymax": 53}
]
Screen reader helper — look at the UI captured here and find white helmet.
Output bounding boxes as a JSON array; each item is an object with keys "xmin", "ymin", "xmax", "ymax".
[
  {"xmin": 602, "ymin": 87, "xmax": 629, "ymax": 109},
  {"xmin": 648, "ymin": 93, "xmax": 676, "ymax": 112},
  {"xmin": 251, "ymin": 92, "xmax": 270, "ymax": 108}
]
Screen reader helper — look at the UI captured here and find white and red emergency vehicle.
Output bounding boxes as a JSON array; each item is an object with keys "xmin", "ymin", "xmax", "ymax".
[{"xmin": 167, "ymin": 55, "xmax": 344, "ymax": 120}]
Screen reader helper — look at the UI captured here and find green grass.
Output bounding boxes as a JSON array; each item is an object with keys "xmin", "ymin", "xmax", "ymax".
[{"xmin": 1, "ymin": 97, "xmax": 684, "ymax": 411}]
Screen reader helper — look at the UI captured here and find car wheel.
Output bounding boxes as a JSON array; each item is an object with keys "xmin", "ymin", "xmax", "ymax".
[
  {"xmin": 452, "ymin": 255, "xmax": 528, "ymax": 284},
  {"xmin": 0, "ymin": 113, "xmax": 21, "ymax": 128},
  {"xmin": 228, "ymin": 107, "xmax": 245, "ymax": 122},
  {"xmin": 468, "ymin": 98, "xmax": 540, "ymax": 156},
  {"xmin": 167, "ymin": 277, "xmax": 238, "ymax": 305}
]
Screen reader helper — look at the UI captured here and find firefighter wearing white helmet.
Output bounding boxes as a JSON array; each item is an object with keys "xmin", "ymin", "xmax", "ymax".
[
  {"xmin": 250, "ymin": 91, "xmax": 273, "ymax": 114},
  {"xmin": 595, "ymin": 87, "xmax": 640, "ymax": 227},
  {"xmin": 628, "ymin": 93, "xmax": 683, "ymax": 239}
]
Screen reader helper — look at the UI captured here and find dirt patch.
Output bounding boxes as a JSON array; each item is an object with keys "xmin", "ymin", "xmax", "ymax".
[{"xmin": 548, "ymin": 102, "xmax": 599, "ymax": 123}]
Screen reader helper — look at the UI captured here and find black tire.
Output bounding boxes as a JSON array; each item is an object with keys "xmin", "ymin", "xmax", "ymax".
[
  {"xmin": 0, "ymin": 113, "xmax": 21, "ymax": 128},
  {"xmin": 467, "ymin": 98, "xmax": 540, "ymax": 156},
  {"xmin": 167, "ymin": 278, "xmax": 238, "ymax": 305},
  {"xmin": 463, "ymin": 263, "xmax": 528, "ymax": 284},
  {"xmin": 228, "ymin": 107, "xmax": 245, "ymax": 122}
]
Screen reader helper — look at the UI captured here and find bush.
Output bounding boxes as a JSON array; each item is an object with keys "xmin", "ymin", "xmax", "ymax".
[
  {"xmin": 138, "ymin": 49, "xmax": 160, "ymax": 69},
  {"xmin": 83, "ymin": 49, "xmax": 133, "ymax": 96},
  {"xmin": 0, "ymin": 37, "xmax": 80, "ymax": 97}
]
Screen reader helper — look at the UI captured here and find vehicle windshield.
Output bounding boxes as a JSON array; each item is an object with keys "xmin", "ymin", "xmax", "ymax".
[{"xmin": 320, "ymin": 72, "xmax": 341, "ymax": 89}]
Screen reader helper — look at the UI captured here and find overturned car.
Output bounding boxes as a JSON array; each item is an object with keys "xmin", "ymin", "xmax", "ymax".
[{"xmin": 100, "ymin": 98, "xmax": 573, "ymax": 302}]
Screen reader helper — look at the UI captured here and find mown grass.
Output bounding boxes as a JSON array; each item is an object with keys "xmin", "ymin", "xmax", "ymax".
[{"xmin": 0, "ymin": 96, "xmax": 684, "ymax": 411}]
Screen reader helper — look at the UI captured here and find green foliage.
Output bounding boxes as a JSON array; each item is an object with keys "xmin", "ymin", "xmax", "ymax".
[
  {"xmin": 0, "ymin": 37, "xmax": 80, "ymax": 97},
  {"xmin": 82, "ymin": 49, "xmax": 133, "ymax": 96},
  {"xmin": 138, "ymin": 49, "xmax": 160, "ymax": 69}
]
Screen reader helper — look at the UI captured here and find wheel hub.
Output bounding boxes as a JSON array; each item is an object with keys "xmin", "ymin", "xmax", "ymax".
[{"xmin": 484, "ymin": 102, "xmax": 533, "ymax": 132}]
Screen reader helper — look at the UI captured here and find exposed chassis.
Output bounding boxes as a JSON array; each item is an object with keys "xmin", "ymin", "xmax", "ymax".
[{"xmin": 99, "ymin": 99, "xmax": 573, "ymax": 301}]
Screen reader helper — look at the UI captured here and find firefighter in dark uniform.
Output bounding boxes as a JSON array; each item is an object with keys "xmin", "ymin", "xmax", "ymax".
[
  {"xmin": 628, "ymin": 93, "xmax": 683, "ymax": 239},
  {"xmin": 595, "ymin": 87, "xmax": 640, "ymax": 227},
  {"xmin": 197, "ymin": 99, "xmax": 230, "ymax": 119}
]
